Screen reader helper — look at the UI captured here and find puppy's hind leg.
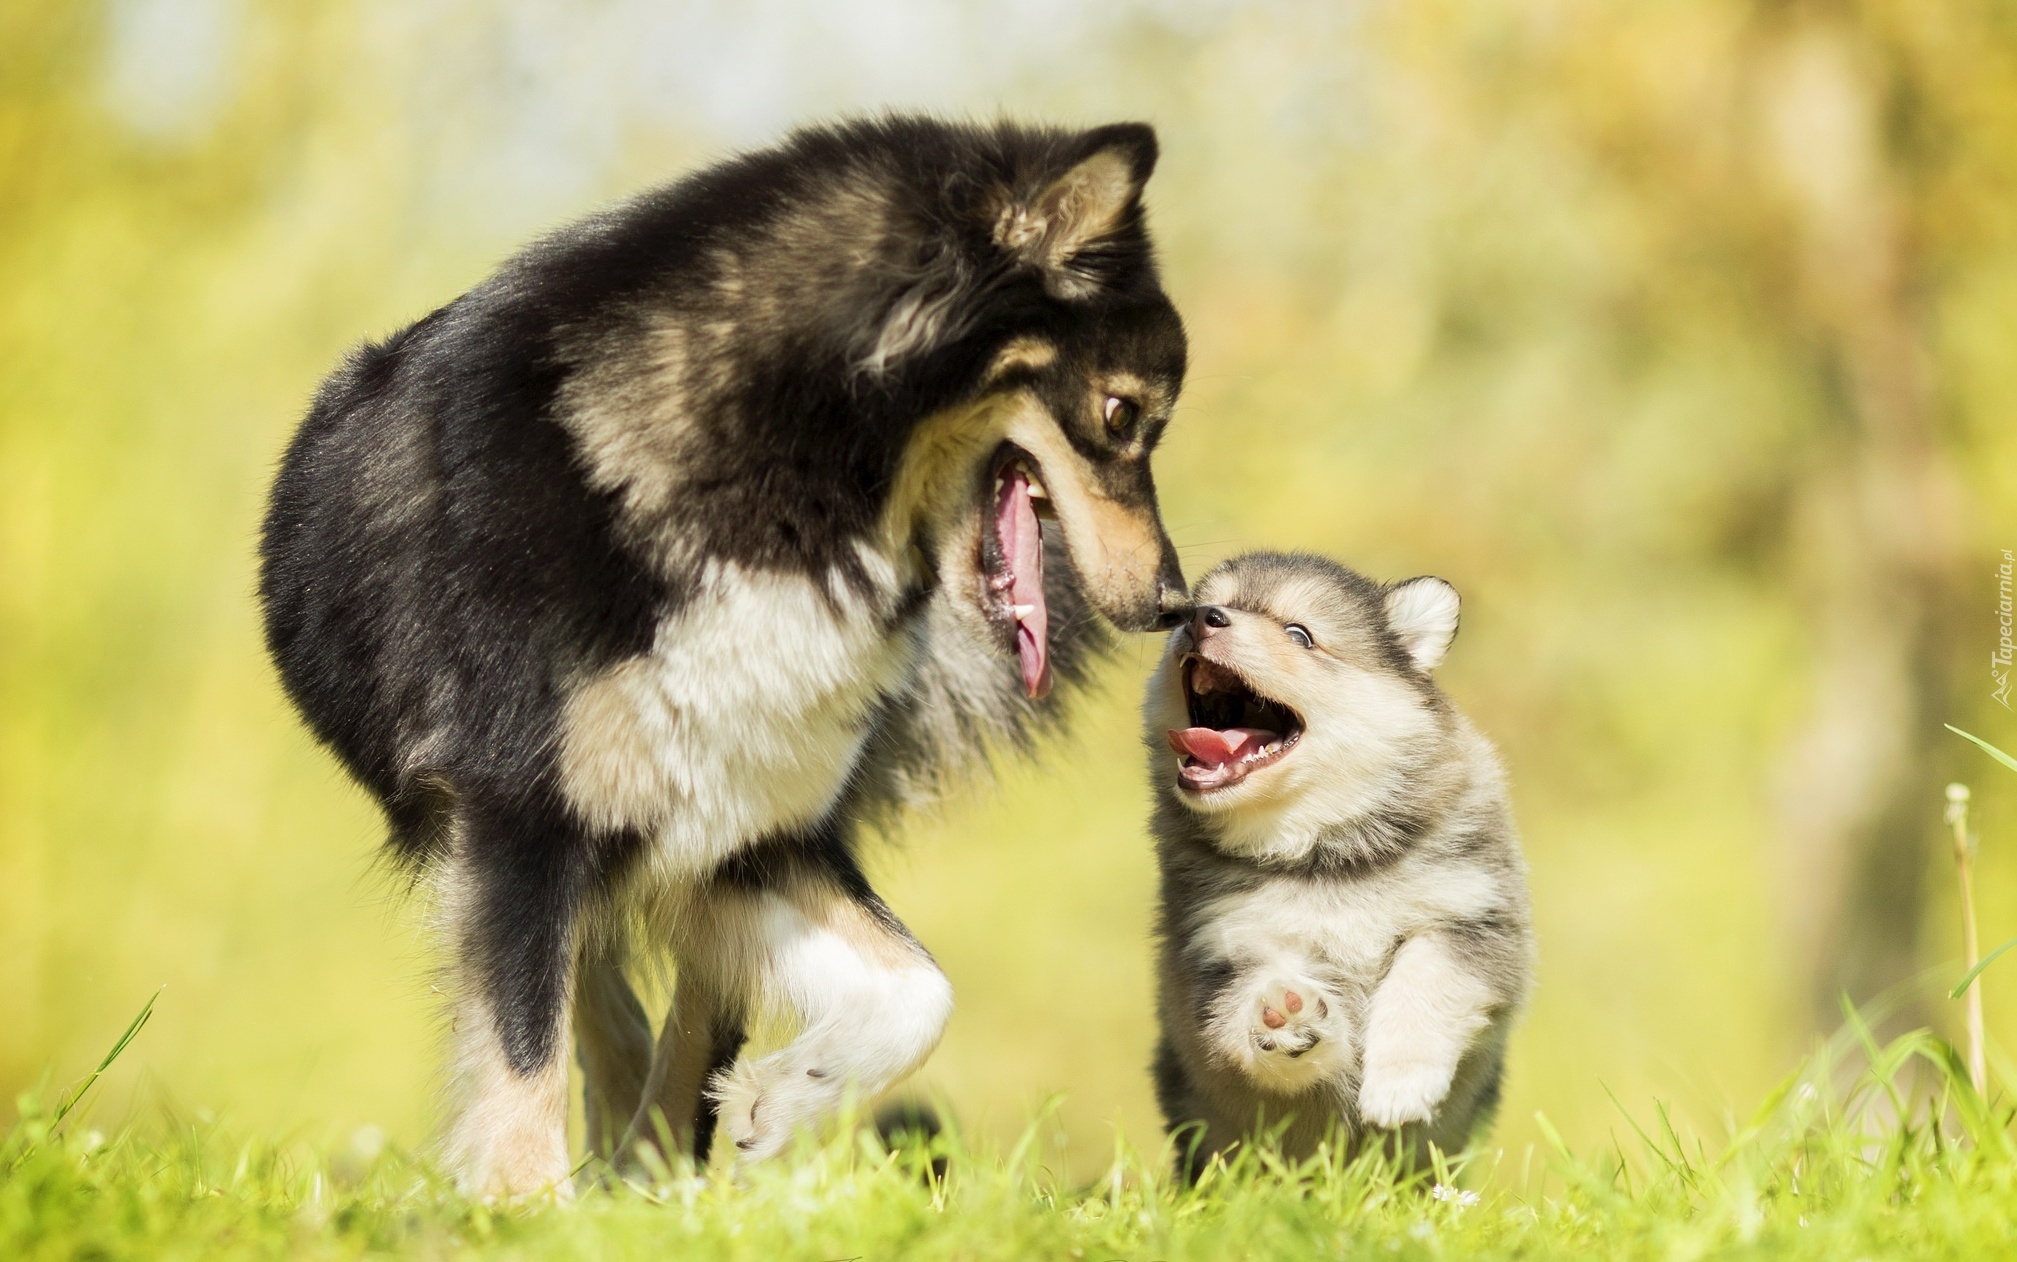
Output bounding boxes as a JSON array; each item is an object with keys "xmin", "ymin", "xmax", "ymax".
[{"xmin": 698, "ymin": 838, "xmax": 953, "ymax": 1163}]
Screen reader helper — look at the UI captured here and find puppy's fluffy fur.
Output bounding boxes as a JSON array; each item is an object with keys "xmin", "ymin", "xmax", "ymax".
[{"xmin": 1144, "ymin": 553, "xmax": 1533, "ymax": 1175}]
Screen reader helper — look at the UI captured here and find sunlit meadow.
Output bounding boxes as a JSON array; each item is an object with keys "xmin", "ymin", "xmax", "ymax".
[{"xmin": 6, "ymin": 1, "xmax": 2017, "ymax": 1255}]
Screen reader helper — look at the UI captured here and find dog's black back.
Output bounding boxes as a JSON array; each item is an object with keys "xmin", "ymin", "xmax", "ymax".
[{"xmin": 262, "ymin": 117, "xmax": 1174, "ymax": 858}]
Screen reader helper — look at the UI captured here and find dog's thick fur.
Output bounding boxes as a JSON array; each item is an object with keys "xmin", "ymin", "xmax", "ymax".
[
  {"xmin": 259, "ymin": 116, "xmax": 1190, "ymax": 1195},
  {"xmin": 1143, "ymin": 554, "xmax": 1532, "ymax": 1178}
]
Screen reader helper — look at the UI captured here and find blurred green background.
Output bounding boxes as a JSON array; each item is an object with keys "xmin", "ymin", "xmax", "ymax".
[{"xmin": 5, "ymin": 0, "xmax": 2016, "ymax": 1181}]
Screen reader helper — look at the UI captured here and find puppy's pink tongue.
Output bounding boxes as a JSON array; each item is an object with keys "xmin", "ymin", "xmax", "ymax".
[
  {"xmin": 997, "ymin": 467, "xmax": 1050, "ymax": 699},
  {"xmin": 1166, "ymin": 727, "xmax": 1272, "ymax": 766}
]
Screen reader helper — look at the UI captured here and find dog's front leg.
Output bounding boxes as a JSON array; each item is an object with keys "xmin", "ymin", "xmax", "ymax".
[{"xmin": 698, "ymin": 845, "xmax": 952, "ymax": 1163}]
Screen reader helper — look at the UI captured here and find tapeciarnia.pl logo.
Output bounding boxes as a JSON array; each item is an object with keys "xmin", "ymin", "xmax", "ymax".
[{"xmin": 1996, "ymin": 548, "xmax": 2014, "ymax": 708}]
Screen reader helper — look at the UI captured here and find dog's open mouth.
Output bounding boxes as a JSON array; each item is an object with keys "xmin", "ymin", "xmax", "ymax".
[
  {"xmin": 1166, "ymin": 656, "xmax": 1303, "ymax": 793},
  {"xmin": 987, "ymin": 444, "xmax": 1054, "ymax": 700}
]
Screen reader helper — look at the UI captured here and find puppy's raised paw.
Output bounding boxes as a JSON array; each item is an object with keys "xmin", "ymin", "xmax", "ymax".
[
  {"xmin": 1234, "ymin": 975, "xmax": 1347, "ymax": 1093},
  {"xmin": 1252, "ymin": 980, "xmax": 1327, "ymax": 1056}
]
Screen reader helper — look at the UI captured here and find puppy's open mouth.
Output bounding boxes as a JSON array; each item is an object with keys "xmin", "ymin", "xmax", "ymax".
[
  {"xmin": 1166, "ymin": 656, "xmax": 1303, "ymax": 794},
  {"xmin": 985, "ymin": 443, "xmax": 1055, "ymax": 700}
]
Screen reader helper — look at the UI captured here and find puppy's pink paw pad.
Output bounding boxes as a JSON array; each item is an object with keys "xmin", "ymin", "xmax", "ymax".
[{"xmin": 1251, "ymin": 980, "xmax": 1331, "ymax": 1057}]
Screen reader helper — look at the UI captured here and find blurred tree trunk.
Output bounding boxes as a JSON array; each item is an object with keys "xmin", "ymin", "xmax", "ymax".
[{"xmin": 1753, "ymin": 5, "xmax": 1964, "ymax": 1027}]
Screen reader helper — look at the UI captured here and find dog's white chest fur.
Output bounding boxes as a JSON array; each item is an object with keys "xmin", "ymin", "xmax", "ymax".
[
  {"xmin": 1194, "ymin": 856, "xmax": 1503, "ymax": 981},
  {"xmin": 557, "ymin": 561, "xmax": 914, "ymax": 877}
]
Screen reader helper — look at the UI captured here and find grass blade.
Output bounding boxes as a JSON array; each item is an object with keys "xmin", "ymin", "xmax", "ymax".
[
  {"xmin": 1946, "ymin": 725, "xmax": 2017, "ymax": 775},
  {"xmin": 1950, "ymin": 936, "xmax": 2017, "ymax": 999},
  {"xmin": 50, "ymin": 988, "xmax": 160, "ymax": 1130}
]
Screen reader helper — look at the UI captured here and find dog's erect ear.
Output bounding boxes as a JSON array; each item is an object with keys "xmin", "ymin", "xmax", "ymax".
[
  {"xmin": 1383, "ymin": 577, "xmax": 1460, "ymax": 672},
  {"xmin": 857, "ymin": 124, "xmax": 1157, "ymax": 376},
  {"xmin": 997, "ymin": 123, "xmax": 1158, "ymax": 299}
]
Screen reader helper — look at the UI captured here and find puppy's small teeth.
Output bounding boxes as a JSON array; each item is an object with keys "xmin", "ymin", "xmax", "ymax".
[{"xmin": 1009, "ymin": 603, "xmax": 1036, "ymax": 618}]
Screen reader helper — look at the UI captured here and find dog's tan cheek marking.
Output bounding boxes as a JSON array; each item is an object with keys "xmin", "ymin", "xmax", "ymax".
[{"xmin": 873, "ymin": 394, "xmax": 1015, "ymax": 573}]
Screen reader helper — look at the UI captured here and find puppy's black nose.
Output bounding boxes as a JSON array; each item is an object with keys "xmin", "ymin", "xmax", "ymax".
[{"xmin": 1194, "ymin": 604, "xmax": 1232, "ymax": 634}]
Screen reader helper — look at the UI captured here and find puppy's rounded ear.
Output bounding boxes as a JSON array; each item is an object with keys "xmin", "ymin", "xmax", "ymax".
[
  {"xmin": 995, "ymin": 123, "xmax": 1158, "ymax": 299},
  {"xmin": 1383, "ymin": 577, "xmax": 1460, "ymax": 672}
]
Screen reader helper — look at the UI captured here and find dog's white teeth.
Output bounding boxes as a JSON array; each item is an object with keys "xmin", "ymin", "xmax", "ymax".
[
  {"xmin": 1012, "ymin": 460, "xmax": 1048, "ymax": 500},
  {"xmin": 1009, "ymin": 603, "xmax": 1036, "ymax": 618}
]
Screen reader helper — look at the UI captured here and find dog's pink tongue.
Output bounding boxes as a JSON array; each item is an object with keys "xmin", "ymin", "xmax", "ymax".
[
  {"xmin": 1166, "ymin": 727, "xmax": 1272, "ymax": 767},
  {"xmin": 997, "ymin": 468, "xmax": 1050, "ymax": 699}
]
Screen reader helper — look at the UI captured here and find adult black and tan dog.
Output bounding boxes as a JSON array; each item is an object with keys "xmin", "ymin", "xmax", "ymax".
[{"xmin": 259, "ymin": 117, "xmax": 1190, "ymax": 1195}]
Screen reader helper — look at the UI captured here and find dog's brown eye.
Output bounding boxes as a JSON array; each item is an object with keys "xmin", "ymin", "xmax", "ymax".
[
  {"xmin": 1286, "ymin": 624, "xmax": 1313, "ymax": 649},
  {"xmin": 1103, "ymin": 395, "xmax": 1140, "ymax": 437}
]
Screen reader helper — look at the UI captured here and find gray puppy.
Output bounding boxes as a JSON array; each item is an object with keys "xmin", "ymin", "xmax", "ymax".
[{"xmin": 1143, "ymin": 553, "xmax": 1533, "ymax": 1175}]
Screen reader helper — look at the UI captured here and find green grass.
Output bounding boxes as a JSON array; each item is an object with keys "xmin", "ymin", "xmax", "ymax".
[{"xmin": 8, "ymin": 1017, "xmax": 2016, "ymax": 1261}]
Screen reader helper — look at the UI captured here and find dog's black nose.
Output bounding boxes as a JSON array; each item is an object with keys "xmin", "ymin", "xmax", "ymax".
[{"xmin": 1195, "ymin": 604, "xmax": 1232, "ymax": 632}]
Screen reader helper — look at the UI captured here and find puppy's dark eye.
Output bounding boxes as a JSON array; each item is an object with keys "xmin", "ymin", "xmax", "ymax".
[
  {"xmin": 1286, "ymin": 624, "xmax": 1314, "ymax": 649},
  {"xmin": 1103, "ymin": 396, "xmax": 1140, "ymax": 437}
]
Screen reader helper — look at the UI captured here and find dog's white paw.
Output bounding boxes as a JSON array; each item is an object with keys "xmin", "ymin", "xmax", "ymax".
[
  {"xmin": 710, "ymin": 1057, "xmax": 771, "ymax": 1160},
  {"xmin": 1356, "ymin": 1057, "xmax": 1452, "ymax": 1129},
  {"xmin": 1233, "ymin": 975, "xmax": 1347, "ymax": 1093},
  {"xmin": 711, "ymin": 1050, "xmax": 844, "ymax": 1163}
]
